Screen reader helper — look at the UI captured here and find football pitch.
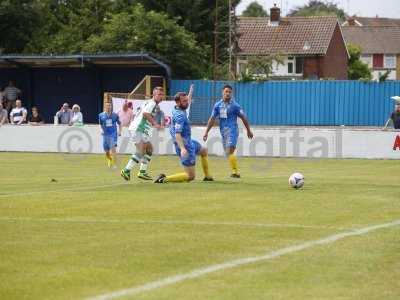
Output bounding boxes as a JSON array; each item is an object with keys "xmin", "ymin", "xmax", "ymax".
[{"xmin": 0, "ymin": 152, "xmax": 399, "ymax": 300}]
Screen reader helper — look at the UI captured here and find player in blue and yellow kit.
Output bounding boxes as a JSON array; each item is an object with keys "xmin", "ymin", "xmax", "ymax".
[
  {"xmin": 154, "ymin": 85, "xmax": 213, "ymax": 183},
  {"xmin": 99, "ymin": 102, "xmax": 121, "ymax": 167},
  {"xmin": 203, "ymin": 85, "xmax": 253, "ymax": 178}
]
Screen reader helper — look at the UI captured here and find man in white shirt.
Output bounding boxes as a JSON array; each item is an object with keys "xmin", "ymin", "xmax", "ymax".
[
  {"xmin": 9, "ymin": 99, "xmax": 27, "ymax": 125},
  {"xmin": 121, "ymin": 87, "xmax": 164, "ymax": 181}
]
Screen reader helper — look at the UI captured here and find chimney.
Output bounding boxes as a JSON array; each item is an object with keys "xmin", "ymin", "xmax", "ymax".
[{"xmin": 270, "ymin": 4, "xmax": 280, "ymax": 26}]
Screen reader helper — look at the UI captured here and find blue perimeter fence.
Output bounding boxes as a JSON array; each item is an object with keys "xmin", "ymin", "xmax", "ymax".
[{"xmin": 170, "ymin": 80, "xmax": 400, "ymax": 126}]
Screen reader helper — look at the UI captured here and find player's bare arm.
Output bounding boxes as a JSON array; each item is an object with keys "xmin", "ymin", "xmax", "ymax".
[
  {"xmin": 239, "ymin": 115, "xmax": 254, "ymax": 139},
  {"xmin": 175, "ymin": 133, "xmax": 188, "ymax": 157},
  {"xmin": 143, "ymin": 112, "xmax": 161, "ymax": 129},
  {"xmin": 203, "ymin": 117, "xmax": 216, "ymax": 141},
  {"xmin": 187, "ymin": 84, "xmax": 194, "ymax": 105}
]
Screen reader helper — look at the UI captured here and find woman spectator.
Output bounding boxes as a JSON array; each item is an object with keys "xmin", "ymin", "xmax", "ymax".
[
  {"xmin": 28, "ymin": 106, "xmax": 44, "ymax": 125},
  {"xmin": 70, "ymin": 104, "xmax": 83, "ymax": 126}
]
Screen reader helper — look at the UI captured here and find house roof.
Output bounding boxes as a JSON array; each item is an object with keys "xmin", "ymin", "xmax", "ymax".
[
  {"xmin": 342, "ymin": 26, "xmax": 400, "ymax": 54},
  {"xmin": 343, "ymin": 17, "xmax": 400, "ymax": 27},
  {"xmin": 236, "ymin": 16, "xmax": 340, "ymax": 56}
]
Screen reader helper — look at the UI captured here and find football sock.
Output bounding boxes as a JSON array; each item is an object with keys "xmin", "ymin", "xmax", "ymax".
[
  {"xmin": 125, "ymin": 153, "xmax": 142, "ymax": 171},
  {"xmin": 200, "ymin": 155, "xmax": 211, "ymax": 178},
  {"xmin": 228, "ymin": 154, "xmax": 239, "ymax": 175},
  {"xmin": 165, "ymin": 173, "xmax": 189, "ymax": 183},
  {"xmin": 139, "ymin": 154, "xmax": 151, "ymax": 174}
]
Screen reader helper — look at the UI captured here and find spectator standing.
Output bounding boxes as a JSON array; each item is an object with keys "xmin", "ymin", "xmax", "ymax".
[
  {"xmin": 9, "ymin": 99, "xmax": 27, "ymax": 125},
  {"xmin": 384, "ymin": 101, "xmax": 400, "ymax": 130},
  {"xmin": 0, "ymin": 102, "xmax": 9, "ymax": 125},
  {"xmin": 3, "ymin": 81, "xmax": 21, "ymax": 112},
  {"xmin": 154, "ymin": 105, "xmax": 165, "ymax": 127},
  {"xmin": 28, "ymin": 106, "xmax": 44, "ymax": 125},
  {"xmin": 70, "ymin": 104, "xmax": 83, "ymax": 126},
  {"xmin": 55, "ymin": 103, "xmax": 72, "ymax": 125},
  {"xmin": 117, "ymin": 101, "xmax": 134, "ymax": 128}
]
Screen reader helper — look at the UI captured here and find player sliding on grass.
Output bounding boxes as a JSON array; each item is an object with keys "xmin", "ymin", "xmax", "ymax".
[
  {"xmin": 121, "ymin": 87, "xmax": 164, "ymax": 181},
  {"xmin": 154, "ymin": 85, "xmax": 213, "ymax": 183},
  {"xmin": 203, "ymin": 84, "xmax": 253, "ymax": 178},
  {"xmin": 99, "ymin": 102, "xmax": 121, "ymax": 168}
]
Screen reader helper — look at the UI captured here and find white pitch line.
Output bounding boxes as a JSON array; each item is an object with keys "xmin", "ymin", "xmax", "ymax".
[
  {"xmin": 0, "ymin": 217, "xmax": 346, "ymax": 231},
  {"xmin": 86, "ymin": 219, "xmax": 400, "ymax": 300},
  {"xmin": 0, "ymin": 182, "xmax": 127, "ymax": 198}
]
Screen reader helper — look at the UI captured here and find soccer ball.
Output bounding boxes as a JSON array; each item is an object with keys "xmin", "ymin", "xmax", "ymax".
[{"xmin": 289, "ymin": 173, "xmax": 304, "ymax": 189}]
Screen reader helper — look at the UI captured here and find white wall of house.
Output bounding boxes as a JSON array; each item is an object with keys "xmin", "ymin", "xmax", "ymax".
[
  {"xmin": 237, "ymin": 56, "xmax": 304, "ymax": 78},
  {"xmin": 361, "ymin": 54, "xmax": 397, "ymax": 80}
]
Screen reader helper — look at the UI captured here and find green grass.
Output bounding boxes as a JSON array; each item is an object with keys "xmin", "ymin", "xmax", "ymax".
[{"xmin": 0, "ymin": 152, "xmax": 399, "ymax": 300}]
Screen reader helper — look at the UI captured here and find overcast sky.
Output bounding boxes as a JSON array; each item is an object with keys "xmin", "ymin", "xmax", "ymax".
[{"xmin": 236, "ymin": 0, "xmax": 400, "ymax": 18}]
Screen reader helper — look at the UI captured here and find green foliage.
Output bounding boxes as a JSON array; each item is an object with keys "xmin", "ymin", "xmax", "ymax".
[
  {"xmin": 288, "ymin": 0, "xmax": 347, "ymax": 21},
  {"xmin": 378, "ymin": 70, "xmax": 391, "ymax": 82},
  {"xmin": 0, "ymin": 0, "xmax": 42, "ymax": 53},
  {"xmin": 242, "ymin": 1, "xmax": 268, "ymax": 17},
  {"xmin": 0, "ymin": 1, "xmax": 209, "ymax": 77},
  {"xmin": 347, "ymin": 44, "xmax": 372, "ymax": 81},
  {"xmin": 83, "ymin": 5, "xmax": 208, "ymax": 78}
]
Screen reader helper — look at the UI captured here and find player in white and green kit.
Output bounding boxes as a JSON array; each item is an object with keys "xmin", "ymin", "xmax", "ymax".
[{"xmin": 121, "ymin": 87, "xmax": 164, "ymax": 181}]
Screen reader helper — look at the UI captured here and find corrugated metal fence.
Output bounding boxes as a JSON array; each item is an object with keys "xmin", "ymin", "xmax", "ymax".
[{"xmin": 170, "ymin": 80, "xmax": 400, "ymax": 126}]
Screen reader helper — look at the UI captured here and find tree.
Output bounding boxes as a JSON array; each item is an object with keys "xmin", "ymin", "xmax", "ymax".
[
  {"xmin": 347, "ymin": 44, "xmax": 372, "ymax": 80},
  {"xmin": 241, "ymin": 1, "xmax": 268, "ymax": 17},
  {"xmin": 83, "ymin": 4, "xmax": 208, "ymax": 78},
  {"xmin": 288, "ymin": 0, "xmax": 347, "ymax": 21},
  {"xmin": 0, "ymin": 0, "xmax": 42, "ymax": 53},
  {"xmin": 25, "ymin": 0, "xmax": 111, "ymax": 54},
  {"xmin": 239, "ymin": 54, "xmax": 284, "ymax": 81}
]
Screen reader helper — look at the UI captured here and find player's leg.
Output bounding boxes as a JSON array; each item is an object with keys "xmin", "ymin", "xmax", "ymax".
[
  {"xmin": 108, "ymin": 134, "xmax": 118, "ymax": 167},
  {"xmin": 103, "ymin": 135, "xmax": 113, "ymax": 167},
  {"xmin": 222, "ymin": 128, "xmax": 240, "ymax": 177},
  {"xmin": 227, "ymin": 146, "xmax": 240, "ymax": 177},
  {"xmin": 121, "ymin": 133, "xmax": 145, "ymax": 180},
  {"xmin": 194, "ymin": 140, "xmax": 213, "ymax": 181},
  {"xmin": 154, "ymin": 143, "xmax": 196, "ymax": 183},
  {"xmin": 137, "ymin": 142, "xmax": 153, "ymax": 180},
  {"xmin": 158, "ymin": 166, "xmax": 195, "ymax": 183}
]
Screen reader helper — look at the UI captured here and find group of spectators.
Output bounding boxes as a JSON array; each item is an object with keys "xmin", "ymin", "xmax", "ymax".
[{"xmin": 0, "ymin": 80, "xmax": 84, "ymax": 126}]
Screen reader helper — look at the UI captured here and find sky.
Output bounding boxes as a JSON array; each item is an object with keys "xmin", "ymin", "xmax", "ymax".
[{"xmin": 236, "ymin": 0, "xmax": 400, "ymax": 18}]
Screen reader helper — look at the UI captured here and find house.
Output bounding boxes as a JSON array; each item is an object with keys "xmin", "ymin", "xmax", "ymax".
[
  {"xmin": 235, "ymin": 5, "xmax": 349, "ymax": 80},
  {"xmin": 342, "ymin": 17, "xmax": 400, "ymax": 80}
]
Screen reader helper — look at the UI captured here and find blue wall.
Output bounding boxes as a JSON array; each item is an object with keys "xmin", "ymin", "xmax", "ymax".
[{"xmin": 170, "ymin": 80, "xmax": 400, "ymax": 126}]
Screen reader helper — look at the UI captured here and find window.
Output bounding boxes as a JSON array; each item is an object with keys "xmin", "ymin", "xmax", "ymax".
[
  {"xmin": 361, "ymin": 55, "xmax": 372, "ymax": 68},
  {"xmin": 384, "ymin": 55, "xmax": 396, "ymax": 69},
  {"xmin": 288, "ymin": 57, "xmax": 294, "ymax": 74},
  {"xmin": 373, "ymin": 54, "xmax": 384, "ymax": 68},
  {"xmin": 295, "ymin": 57, "xmax": 304, "ymax": 74},
  {"xmin": 288, "ymin": 62, "xmax": 293, "ymax": 74}
]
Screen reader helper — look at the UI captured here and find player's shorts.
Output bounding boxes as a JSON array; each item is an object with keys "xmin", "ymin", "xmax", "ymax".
[
  {"xmin": 130, "ymin": 130, "xmax": 151, "ymax": 144},
  {"xmin": 220, "ymin": 126, "xmax": 238, "ymax": 149},
  {"xmin": 174, "ymin": 139, "xmax": 202, "ymax": 167},
  {"xmin": 103, "ymin": 134, "xmax": 117, "ymax": 151}
]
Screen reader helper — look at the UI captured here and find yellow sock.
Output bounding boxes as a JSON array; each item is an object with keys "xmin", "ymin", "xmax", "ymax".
[
  {"xmin": 201, "ymin": 156, "xmax": 211, "ymax": 178},
  {"xmin": 228, "ymin": 154, "xmax": 239, "ymax": 175},
  {"xmin": 165, "ymin": 173, "xmax": 189, "ymax": 183}
]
